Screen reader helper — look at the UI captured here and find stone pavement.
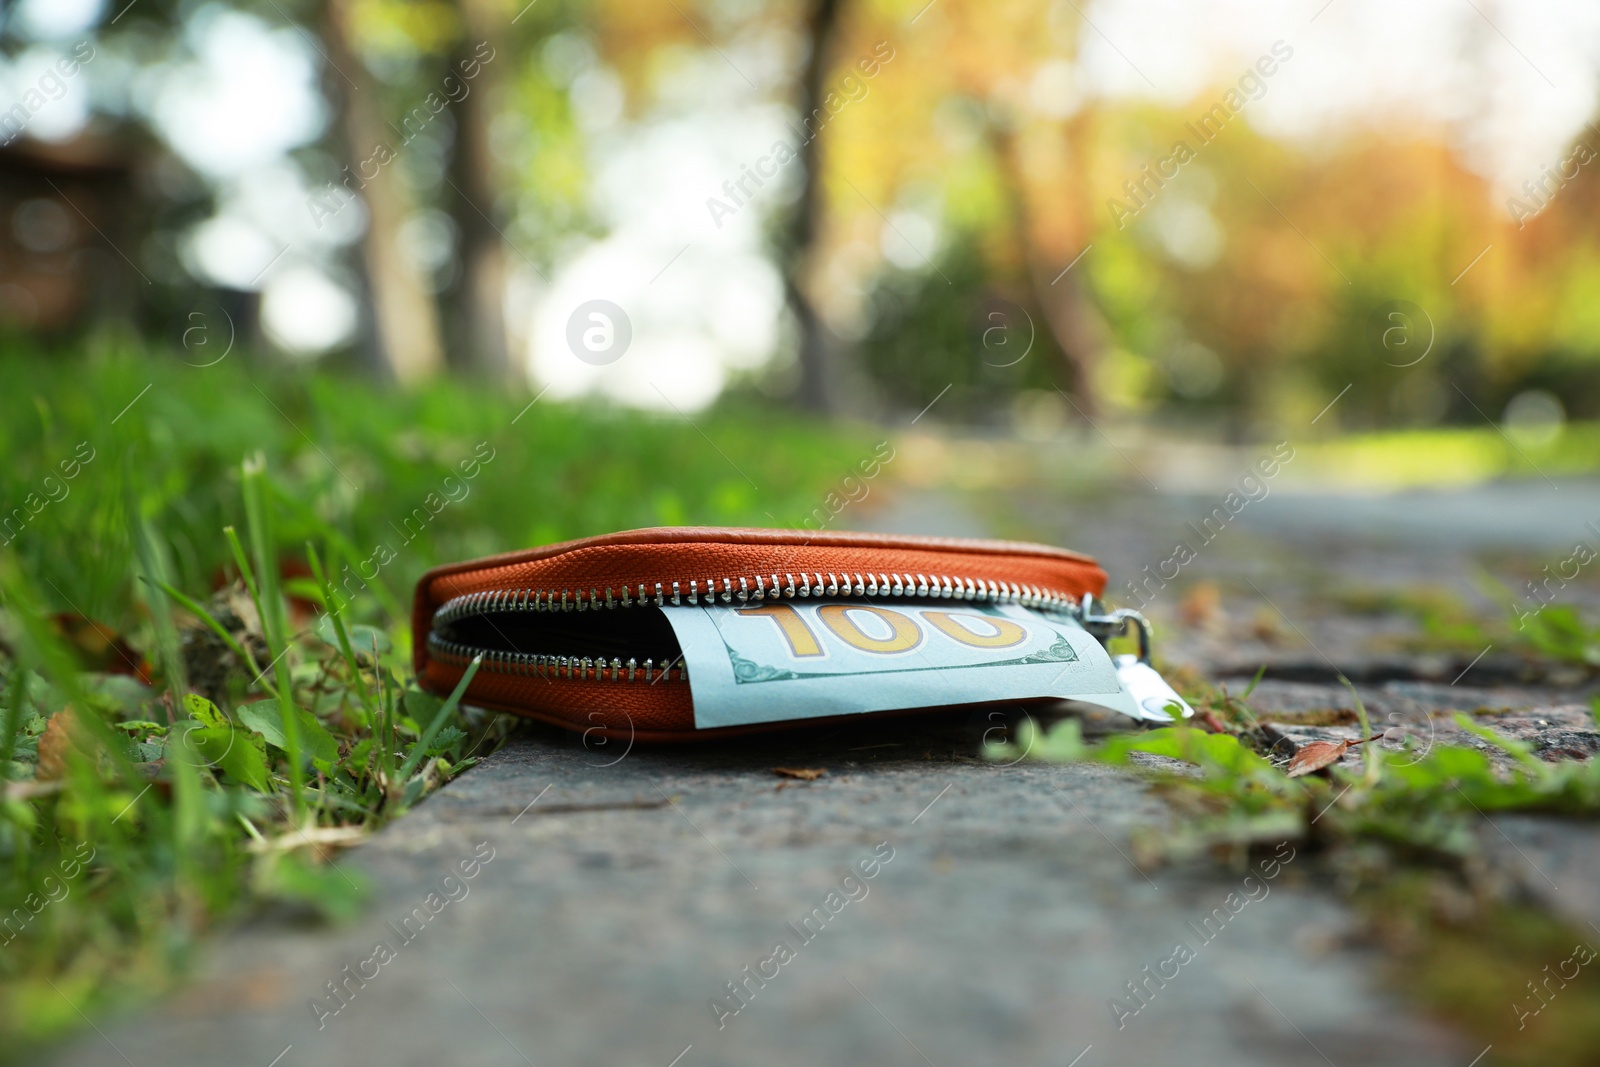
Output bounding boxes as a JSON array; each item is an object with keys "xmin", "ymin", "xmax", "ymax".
[
  {"xmin": 51, "ymin": 719, "xmax": 1471, "ymax": 1067},
  {"xmin": 47, "ymin": 476, "xmax": 1600, "ymax": 1067}
]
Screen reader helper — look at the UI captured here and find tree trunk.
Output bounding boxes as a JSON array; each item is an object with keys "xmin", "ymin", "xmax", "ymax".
[
  {"xmin": 444, "ymin": 0, "xmax": 512, "ymax": 381},
  {"xmin": 322, "ymin": 0, "xmax": 445, "ymax": 385},
  {"xmin": 988, "ymin": 119, "xmax": 1105, "ymax": 416},
  {"xmin": 785, "ymin": 0, "xmax": 843, "ymax": 413}
]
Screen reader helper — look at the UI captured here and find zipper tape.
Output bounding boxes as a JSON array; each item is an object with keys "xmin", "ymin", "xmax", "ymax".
[
  {"xmin": 431, "ymin": 570, "xmax": 1077, "ymax": 628},
  {"xmin": 426, "ymin": 632, "xmax": 690, "ymax": 684}
]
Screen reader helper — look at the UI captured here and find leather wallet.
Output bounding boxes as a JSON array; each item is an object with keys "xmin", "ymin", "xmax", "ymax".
[{"xmin": 413, "ymin": 527, "xmax": 1110, "ymax": 741}]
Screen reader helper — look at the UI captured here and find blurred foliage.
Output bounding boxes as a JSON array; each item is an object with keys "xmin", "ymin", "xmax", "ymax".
[
  {"xmin": 8, "ymin": 0, "xmax": 1600, "ymax": 430},
  {"xmin": 859, "ymin": 236, "xmax": 1060, "ymax": 421},
  {"xmin": 808, "ymin": 4, "xmax": 1600, "ymax": 430}
]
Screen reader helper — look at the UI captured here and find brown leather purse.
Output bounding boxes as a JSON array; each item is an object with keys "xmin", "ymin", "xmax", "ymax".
[{"xmin": 413, "ymin": 527, "xmax": 1111, "ymax": 741}]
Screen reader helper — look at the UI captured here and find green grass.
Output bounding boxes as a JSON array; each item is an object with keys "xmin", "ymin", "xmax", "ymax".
[
  {"xmin": 0, "ymin": 342, "xmax": 870, "ymax": 1051},
  {"xmin": 1293, "ymin": 421, "xmax": 1600, "ymax": 490}
]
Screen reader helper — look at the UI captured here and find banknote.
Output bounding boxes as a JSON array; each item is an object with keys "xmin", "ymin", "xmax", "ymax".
[{"xmin": 661, "ymin": 598, "xmax": 1148, "ymax": 730}]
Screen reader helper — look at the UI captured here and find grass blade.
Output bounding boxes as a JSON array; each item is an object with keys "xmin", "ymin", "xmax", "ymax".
[
  {"xmin": 304, "ymin": 543, "xmax": 378, "ymax": 728},
  {"xmin": 396, "ymin": 656, "xmax": 480, "ymax": 784},
  {"xmin": 240, "ymin": 455, "xmax": 305, "ymax": 821},
  {"xmin": 1338, "ymin": 674, "xmax": 1382, "ymax": 784}
]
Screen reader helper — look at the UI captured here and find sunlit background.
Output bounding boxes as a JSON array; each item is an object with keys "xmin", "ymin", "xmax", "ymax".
[{"xmin": 3, "ymin": 0, "xmax": 1599, "ymax": 430}]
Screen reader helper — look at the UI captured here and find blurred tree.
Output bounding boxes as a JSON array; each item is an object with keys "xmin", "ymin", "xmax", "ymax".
[
  {"xmin": 0, "ymin": 0, "xmax": 214, "ymax": 343},
  {"xmin": 442, "ymin": 0, "xmax": 512, "ymax": 381},
  {"xmin": 787, "ymin": 0, "xmax": 844, "ymax": 413},
  {"xmin": 819, "ymin": 0, "xmax": 1107, "ymax": 416},
  {"xmin": 321, "ymin": 0, "xmax": 446, "ymax": 384},
  {"xmin": 987, "ymin": 109, "xmax": 1106, "ymax": 415}
]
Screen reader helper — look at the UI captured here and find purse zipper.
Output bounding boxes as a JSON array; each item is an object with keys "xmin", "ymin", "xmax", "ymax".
[
  {"xmin": 426, "ymin": 569, "xmax": 1087, "ymax": 686},
  {"xmin": 425, "ymin": 633, "xmax": 693, "ymax": 684},
  {"xmin": 432, "ymin": 570, "xmax": 1076, "ymax": 624}
]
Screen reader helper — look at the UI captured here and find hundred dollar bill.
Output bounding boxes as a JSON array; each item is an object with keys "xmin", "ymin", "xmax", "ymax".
[{"xmin": 661, "ymin": 599, "xmax": 1143, "ymax": 730}]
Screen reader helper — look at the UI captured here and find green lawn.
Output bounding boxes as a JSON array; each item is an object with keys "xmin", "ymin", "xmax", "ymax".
[{"xmin": 0, "ymin": 342, "xmax": 870, "ymax": 1051}]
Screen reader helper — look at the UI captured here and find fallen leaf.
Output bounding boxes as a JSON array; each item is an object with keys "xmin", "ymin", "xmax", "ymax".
[
  {"xmin": 1177, "ymin": 582, "xmax": 1222, "ymax": 630},
  {"xmin": 178, "ymin": 581, "xmax": 269, "ymax": 707},
  {"xmin": 772, "ymin": 767, "xmax": 825, "ymax": 780},
  {"xmin": 171, "ymin": 967, "xmax": 288, "ymax": 1017},
  {"xmin": 210, "ymin": 560, "xmax": 319, "ymax": 623},
  {"xmin": 51, "ymin": 613, "xmax": 153, "ymax": 684},
  {"xmin": 1284, "ymin": 732, "xmax": 1386, "ymax": 778},
  {"xmin": 36, "ymin": 708, "xmax": 79, "ymax": 781},
  {"xmin": 1250, "ymin": 608, "xmax": 1281, "ymax": 644}
]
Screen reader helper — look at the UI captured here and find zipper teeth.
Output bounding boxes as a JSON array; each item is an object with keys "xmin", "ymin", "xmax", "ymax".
[
  {"xmin": 431, "ymin": 571, "xmax": 1078, "ymax": 629},
  {"xmin": 426, "ymin": 632, "xmax": 690, "ymax": 684}
]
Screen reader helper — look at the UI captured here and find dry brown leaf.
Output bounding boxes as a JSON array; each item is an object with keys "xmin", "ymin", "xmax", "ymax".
[
  {"xmin": 772, "ymin": 767, "xmax": 826, "ymax": 781},
  {"xmin": 179, "ymin": 581, "xmax": 269, "ymax": 707},
  {"xmin": 36, "ymin": 708, "xmax": 79, "ymax": 782},
  {"xmin": 1249, "ymin": 608, "xmax": 1281, "ymax": 644},
  {"xmin": 1177, "ymin": 582, "xmax": 1222, "ymax": 630},
  {"xmin": 1284, "ymin": 732, "xmax": 1385, "ymax": 778},
  {"xmin": 51, "ymin": 613, "xmax": 152, "ymax": 682},
  {"xmin": 1284, "ymin": 739, "xmax": 1349, "ymax": 778}
]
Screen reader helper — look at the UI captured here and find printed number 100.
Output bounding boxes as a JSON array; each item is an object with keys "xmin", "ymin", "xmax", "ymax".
[{"xmin": 736, "ymin": 603, "xmax": 1027, "ymax": 657}]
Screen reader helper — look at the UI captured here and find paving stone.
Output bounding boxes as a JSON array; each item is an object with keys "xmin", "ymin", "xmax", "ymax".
[
  {"xmin": 48, "ymin": 715, "xmax": 1471, "ymax": 1067},
  {"xmin": 1481, "ymin": 815, "xmax": 1600, "ymax": 932}
]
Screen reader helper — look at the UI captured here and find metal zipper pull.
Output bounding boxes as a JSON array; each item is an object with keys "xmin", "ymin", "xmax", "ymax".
[{"xmin": 1077, "ymin": 595, "xmax": 1193, "ymax": 723}]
